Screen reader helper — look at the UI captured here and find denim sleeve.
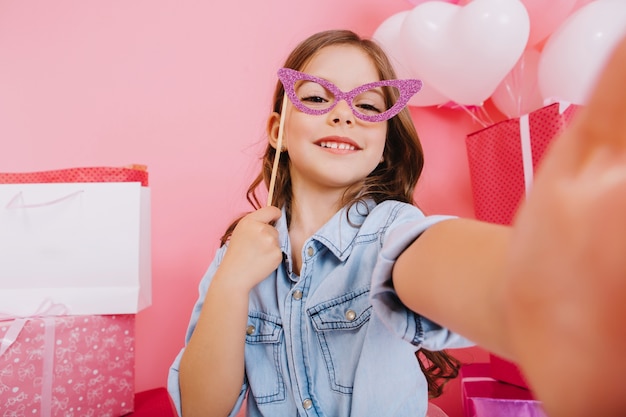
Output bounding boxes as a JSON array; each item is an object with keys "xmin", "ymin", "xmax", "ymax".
[
  {"xmin": 370, "ymin": 211, "xmax": 474, "ymax": 351},
  {"xmin": 167, "ymin": 244, "xmax": 248, "ymax": 417},
  {"xmin": 167, "ymin": 350, "xmax": 184, "ymax": 417}
]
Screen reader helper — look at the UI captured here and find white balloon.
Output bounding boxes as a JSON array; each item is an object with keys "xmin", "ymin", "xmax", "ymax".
[
  {"xmin": 400, "ymin": 0, "xmax": 530, "ymax": 106},
  {"xmin": 538, "ymin": 0, "xmax": 626, "ymax": 105},
  {"xmin": 373, "ymin": 11, "xmax": 450, "ymax": 106},
  {"xmin": 491, "ymin": 47, "xmax": 544, "ymax": 118}
]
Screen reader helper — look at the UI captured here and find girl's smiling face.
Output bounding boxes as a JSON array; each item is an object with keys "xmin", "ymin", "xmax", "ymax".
[{"xmin": 269, "ymin": 44, "xmax": 388, "ymax": 197}]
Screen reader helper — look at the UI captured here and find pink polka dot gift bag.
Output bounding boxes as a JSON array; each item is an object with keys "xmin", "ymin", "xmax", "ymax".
[{"xmin": 466, "ymin": 103, "xmax": 580, "ymax": 226}]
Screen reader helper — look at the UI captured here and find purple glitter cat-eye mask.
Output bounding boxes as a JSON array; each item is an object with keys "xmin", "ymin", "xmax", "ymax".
[{"xmin": 277, "ymin": 67, "xmax": 422, "ymax": 123}]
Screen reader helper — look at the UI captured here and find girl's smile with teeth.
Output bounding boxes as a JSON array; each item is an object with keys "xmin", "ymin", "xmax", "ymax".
[
  {"xmin": 315, "ymin": 136, "xmax": 361, "ymax": 152},
  {"xmin": 319, "ymin": 141, "xmax": 356, "ymax": 150}
]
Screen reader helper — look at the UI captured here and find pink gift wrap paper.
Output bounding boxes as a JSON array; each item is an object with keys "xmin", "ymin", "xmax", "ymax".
[
  {"xmin": 470, "ymin": 397, "xmax": 547, "ymax": 417},
  {"xmin": 461, "ymin": 363, "xmax": 547, "ymax": 417},
  {"xmin": 0, "ymin": 315, "xmax": 135, "ymax": 417}
]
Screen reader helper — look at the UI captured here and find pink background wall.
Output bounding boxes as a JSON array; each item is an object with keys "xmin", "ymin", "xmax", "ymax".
[{"xmin": 0, "ymin": 1, "xmax": 505, "ymax": 415}]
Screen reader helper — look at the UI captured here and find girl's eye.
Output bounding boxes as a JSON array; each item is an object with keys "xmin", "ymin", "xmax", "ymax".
[
  {"xmin": 355, "ymin": 103, "xmax": 382, "ymax": 114},
  {"xmin": 295, "ymin": 80, "xmax": 334, "ymax": 109},
  {"xmin": 301, "ymin": 95, "xmax": 328, "ymax": 104},
  {"xmin": 353, "ymin": 88, "xmax": 387, "ymax": 115}
]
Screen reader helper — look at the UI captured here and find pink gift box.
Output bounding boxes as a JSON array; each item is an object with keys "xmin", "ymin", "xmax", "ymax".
[
  {"xmin": 489, "ymin": 353, "xmax": 530, "ymax": 390},
  {"xmin": 0, "ymin": 314, "xmax": 135, "ymax": 417},
  {"xmin": 462, "ymin": 363, "xmax": 547, "ymax": 417},
  {"xmin": 466, "ymin": 102, "xmax": 580, "ymax": 225}
]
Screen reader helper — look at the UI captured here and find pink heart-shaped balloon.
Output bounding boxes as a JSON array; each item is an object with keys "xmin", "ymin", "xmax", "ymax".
[{"xmin": 400, "ymin": 0, "xmax": 530, "ymax": 106}]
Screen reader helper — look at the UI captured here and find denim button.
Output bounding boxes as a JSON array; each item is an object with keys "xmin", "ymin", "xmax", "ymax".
[
  {"xmin": 293, "ymin": 290, "xmax": 303, "ymax": 300},
  {"xmin": 246, "ymin": 325, "xmax": 255, "ymax": 335},
  {"xmin": 306, "ymin": 246, "xmax": 314, "ymax": 257},
  {"xmin": 345, "ymin": 309, "xmax": 356, "ymax": 321},
  {"xmin": 302, "ymin": 398, "xmax": 313, "ymax": 409}
]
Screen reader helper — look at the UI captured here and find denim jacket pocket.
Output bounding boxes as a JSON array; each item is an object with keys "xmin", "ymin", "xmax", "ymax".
[
  {"xmin": 244, "ymin": 312, "xmax": 285, "ymax": 404},
  {"xmin": 308, "ymin": 286, "xmax": 372, "ymax": 394}
]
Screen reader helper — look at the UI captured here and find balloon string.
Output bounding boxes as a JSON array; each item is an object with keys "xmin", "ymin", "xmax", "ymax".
[
  {"xmin": 477, "ymin": 105, "xmax": 496, "ymax": 126},
  {"xmin": 267, "ymin": 94, "xmax": 288, "ymax": 207},
  {"xmin": 455, "ymin": 104, "xmax": 492, "ymax": 128}
]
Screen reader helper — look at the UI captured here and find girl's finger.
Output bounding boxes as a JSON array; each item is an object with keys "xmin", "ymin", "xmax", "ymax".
[{"xmin": 248, "ymin": 205, "xmax": 282, "ymax": 225}]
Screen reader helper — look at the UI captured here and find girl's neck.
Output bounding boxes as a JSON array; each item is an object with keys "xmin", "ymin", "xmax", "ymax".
[
  {"xmin": 287, "ymin": 186, "xmax": 345, "ymax": 275},
  {"xmin": 289, "ymin": 185, "xmax": 344, "ymax": 234}
]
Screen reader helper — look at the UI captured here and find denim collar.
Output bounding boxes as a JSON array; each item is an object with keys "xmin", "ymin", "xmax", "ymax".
[{"xmin": 276, "ymin": 199, "xmax": 376, "ymax": 263}]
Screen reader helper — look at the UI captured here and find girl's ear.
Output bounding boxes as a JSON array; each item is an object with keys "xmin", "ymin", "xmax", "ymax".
[{"xmin": 267, "ymin": 111, "xmax": 283, "ymax": 150}]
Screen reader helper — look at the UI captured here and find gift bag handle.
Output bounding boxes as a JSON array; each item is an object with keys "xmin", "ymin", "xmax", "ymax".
[
  {"xmin": 520, "ymin": 101, "xmax": 573, "ymax": 196},
  {"xmin": 5, "ymin": 190, "xmax": 84, "ymax": 209}
]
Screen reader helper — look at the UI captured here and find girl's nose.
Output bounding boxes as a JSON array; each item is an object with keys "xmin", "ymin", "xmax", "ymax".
[
  {"xmin": 329, "ymin": 100, "xmax": 354, "ymax": 125},
  {"xmin": 332, "ymin": 117, "xmax": 353, "ymax": 125}
]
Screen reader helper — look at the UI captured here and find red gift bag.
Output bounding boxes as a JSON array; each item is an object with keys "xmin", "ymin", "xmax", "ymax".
[
  {"xmin": 466, "ymin": 103, "xmax": 580, "ymax": 225},
  {"xmin": 489, "ymin": 353, "xmax": 530, "ymax": 390},
  {"xmin": 461, "ymin": 363, "xmax": 546, "ymax": 417}
]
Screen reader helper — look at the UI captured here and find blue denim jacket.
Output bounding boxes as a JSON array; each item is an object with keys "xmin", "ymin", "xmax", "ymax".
[{"xmin": 168, "ymin": 200, "xmax": 473, "ymax": 417}]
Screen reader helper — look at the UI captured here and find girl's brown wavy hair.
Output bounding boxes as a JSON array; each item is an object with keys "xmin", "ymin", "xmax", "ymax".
[{"xmin": 221, "ymin": 29, "xmax": 461, "ymax": 398}]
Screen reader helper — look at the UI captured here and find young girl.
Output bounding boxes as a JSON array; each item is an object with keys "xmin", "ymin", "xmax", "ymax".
[{"xmin": 168, "ymin": 29, "xmax": 626, "ymax": 417}]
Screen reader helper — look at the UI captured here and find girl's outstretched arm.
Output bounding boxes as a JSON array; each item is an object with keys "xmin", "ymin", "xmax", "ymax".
[
  {"xmin": 395, "ymin": 34, "xmax": 626, "ymax": 417},
  {"xmin": 393, "ymin": 217, "xmax": 513, "ymax": 356},
  {"xmin": 178, "ymin": 206, "xmax": 283, "ymax": 417}
]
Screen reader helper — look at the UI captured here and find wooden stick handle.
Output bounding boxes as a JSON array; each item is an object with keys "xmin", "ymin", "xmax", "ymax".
[{"xmin": 267, "ymin": 94, "xmax": 288, "ymax": 207}]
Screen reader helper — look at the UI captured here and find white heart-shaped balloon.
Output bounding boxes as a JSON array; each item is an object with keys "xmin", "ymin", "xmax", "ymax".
[
  {"xmin": 373, "ymin": 11, "xmax": 450, "ymax": 106},
  {"xmin": 538, "ymin": 0, "xmax": 626, "ymax": 105},
  {"xmin": 400, "ymin": 0, "xmax": 530, "ymax": 106}
]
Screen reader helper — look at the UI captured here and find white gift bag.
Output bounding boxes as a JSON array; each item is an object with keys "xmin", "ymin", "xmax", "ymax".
[{"xmin": 0, "ymin": 182, "xmax": 151, "ymax": 316}]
